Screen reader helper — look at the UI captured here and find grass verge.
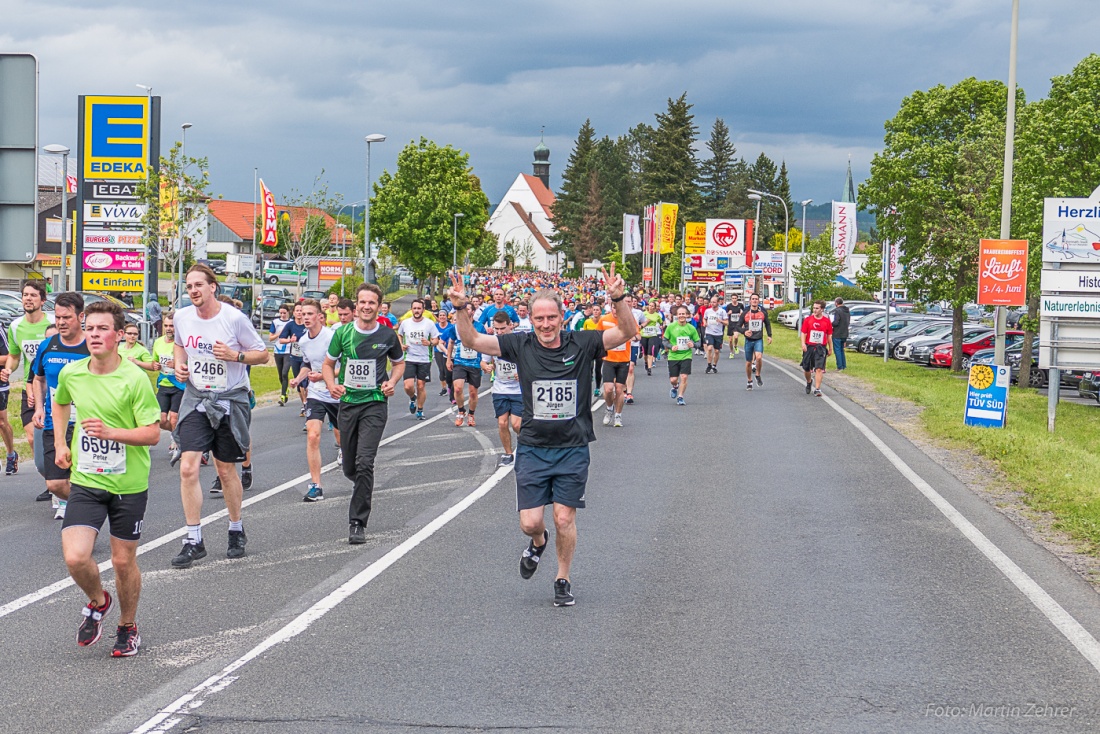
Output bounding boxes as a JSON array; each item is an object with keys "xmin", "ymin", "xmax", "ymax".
[{"xmin": 767, "ymin": 326, "xmax": 1100, "ymax": 552}]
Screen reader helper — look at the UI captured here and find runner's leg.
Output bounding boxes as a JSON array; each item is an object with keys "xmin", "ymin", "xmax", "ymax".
[
  {"xmin": 109, "ymin": 537, "xmax": 141, "ymax": 626},
  {"xmin": 215, "ymin": 459, "xmax": 244, "ymax": 523},
  {"xmin": 62, "ymin": 526, "xmax": 106, "ymax": 607},
  {"xmin": 497, "ymin": 413, "xmax": 513, "ymax": 455},
  {"xmin": 553, "ymin": 503, "xmax": 577, "ymax": 581},
  {"xmin": 348, "ymin": 402, "xmax": 386, "ymax": 528},
  {"xmin": 306, "ymin": 419, "xmax": 323, "ymax": 485},
  {"xmin": 179, "ymin": 452, "xmax": 204, "ymax": 524}
]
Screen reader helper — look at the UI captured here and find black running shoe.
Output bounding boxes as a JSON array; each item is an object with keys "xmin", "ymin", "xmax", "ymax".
[
  {"xmin": 349, "ymin": 521, "xmax": 366, "ymax": 545},
  {"xmin": 77, "ymin": 591, "xmax": 113, "ymax": 646},
  {"xmin": 171, "ymin": 541, "xmax": 207, "ymax": 569},
  {"xmin": 210, "ymin": 475, "xmax": 222, "ymax": 495},
  {"xmin": 111, "ymin": 624, "xmax": 141, "ymax": 657},
  {"xmin": 520, "ymin": 530, "xmax": 548, "ymax": 579},
  {"xmin": 755, "ymin": 374, "xmax": 763, "ymax": 386},
  {"xmin": 36, "ymin": 489, "xmax": 52, "ymax": 502},
  {"xmin": 805, "ymin": 381, "xmax": 812, "ymax": 395},
  {"xmin": 227, "ymin": 528, "xmax": 247, "ymax": 559},
  {"xmin": 241, "ymin": 466, "xmax": 253, "ymax": 491},
  {"xmin": 553, "ymin": 578, "xmax": 575, "ymax": 607},
  {"xmin": 5, "ymin": 452, "xmax": 17, "ymax": 475}
]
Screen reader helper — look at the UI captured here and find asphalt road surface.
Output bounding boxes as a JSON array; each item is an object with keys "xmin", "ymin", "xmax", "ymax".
[{"xmin": 2, "ymin": 354, "xmax": 1100, "ymax": 733}]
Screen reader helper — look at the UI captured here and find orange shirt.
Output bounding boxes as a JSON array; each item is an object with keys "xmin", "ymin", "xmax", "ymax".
[{"xmin": 597, "ymin": 313, "xmax": 630, "ymax": 363}]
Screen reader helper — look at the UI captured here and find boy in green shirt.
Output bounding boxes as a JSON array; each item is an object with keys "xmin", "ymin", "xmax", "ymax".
[
  {"xmin": 53, "ymin": 301, "xmax": 161, "ymax": 658},
  {"xmin": 663, "ymin": 306, "xmax": 699, "ymax": 406}
]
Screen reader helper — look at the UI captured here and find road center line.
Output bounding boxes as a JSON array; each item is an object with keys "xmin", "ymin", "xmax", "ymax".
[{"xmin": 767, "ymin": 358, "xmax": 1100, "ymax": 676}]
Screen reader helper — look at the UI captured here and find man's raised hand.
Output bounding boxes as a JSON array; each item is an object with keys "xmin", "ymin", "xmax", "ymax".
[
  {"xmin": 448, "ymin": 271, "xmax": 468, "ymax": 309},
  {"xmin": 600, "ymin": 263, "xmax": 625, "ymax": 299}
]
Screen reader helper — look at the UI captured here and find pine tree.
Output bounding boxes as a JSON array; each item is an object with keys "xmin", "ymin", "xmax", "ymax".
[
  {"xmin": 699, "ymin": 118, "xmax": 737, "ymax": 215},
  {"xmin": 641, "ymin": 93, "xmax": 702, "ymax": 221},
  {"xmin": 550, "ymin": 119, "xmax": 598, "ymax": 262},
  {"xmin": 748, "ymin": 153, "xmax": 779, "ymax": 249},
  {"xmin": 776, "ymin": 160, "xmax": 795, "ymax": 233},
  {"xmin": 574, "ymin": 173, "xmax": 605, "ymax": 265}
]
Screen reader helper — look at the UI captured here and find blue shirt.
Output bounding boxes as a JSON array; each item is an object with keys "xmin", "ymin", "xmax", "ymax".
[
  {"xmin": 477, "ymin": 304, "xmax": 518, "ymax": 329},
  {"xmin": 279, "ymin": 321, "xmax": 307, "ymax": 360},
  {"xmin": 441, "ymin": 322, "xmax": 485, "ymax": 368},
  {"xmin": 33, "ymin": 335, "xmax": 90, "ymax": 431}
]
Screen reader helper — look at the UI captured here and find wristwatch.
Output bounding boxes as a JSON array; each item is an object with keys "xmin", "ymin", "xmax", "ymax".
[{"xmin": 237, "ymin": 351, "xmax": 245, "ymax": 363}]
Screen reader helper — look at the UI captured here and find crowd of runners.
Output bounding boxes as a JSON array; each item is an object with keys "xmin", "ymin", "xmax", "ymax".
[{"xmin": 3, "ymin": 265, "xmax": 840, "ymax": 656}]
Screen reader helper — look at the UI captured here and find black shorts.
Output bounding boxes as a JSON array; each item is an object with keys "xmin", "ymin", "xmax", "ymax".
[
  {"xmin": 492, "ymin": 393, "xmax": 524, "ymax": 418},
  {"xmin": 801, "ymin": 344, "xmax": 829, "ymax": 372},
  {"xmin": 704, "ymin": 334, "xmax": 724, "ymax": 350},
  {"xmin": 601, "ymin": 361, "xmax": 629, "ymax": 385},
  {"xmin": 515, "ymin": 444, "xmax": 589, "ymax": 510},
  {"xmin": 404, "ymin": 361, "xmax": 431, "ymax": 382},
  {"xmin": 177, "ymin": 410, "xmax": 248, "ymax": 463},
  {"xmin": 452, "ymin": 364, "xmax": 482, "ymax": 389},
  {"xmin": 668, "ymin": 359, "xmax": 692, "ymax": 378},
  {"xmin": 641, "ymin": 336, "xmax": 662, "ymax": 356},
  {"xmin": 0, "ymin": 388, "xmax": 8, "ymax": 412},
  {"xmin": 42, "ymin": 425, "xmax": 75, "ymax": 481},
  {"xmin": 21, "ymin": 389, "xmax": 34, "ymax": 427},
  {"xmin": 304, "ymin": 398, "xmax": 340, "ymax": 425},
  {"xmin": 62, "ymin": 483, "xmax": 148, "ymax": 542},
  {"xmin": 156, "ymin": 385, "xmax": 184, "ymax": 415}
]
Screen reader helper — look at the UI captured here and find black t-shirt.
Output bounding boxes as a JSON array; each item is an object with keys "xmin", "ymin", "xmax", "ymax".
[
  {"xmin": 725, "ymin": 304, "xmax": 744, "ymax": 333},
  {"xmin": 497, "ymin": 330, "xmax": 606, "ymax": 448}
]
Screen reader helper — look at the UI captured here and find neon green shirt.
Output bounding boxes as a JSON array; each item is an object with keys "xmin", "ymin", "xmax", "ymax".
[
  {"xmin": 663, "ymin": 323, "xmax": 699, "ymax": 361},
  {"xmin": 54, "ymin": 358, "xmax": 161, "ymax": 494},
  {"xmin": 151, "ymin": 336, "xmax": 183, "ymax": 388},
  {"xmin": 8, "ymin": 314, "xmax": 52, "ymax": 382},
  {"xmin": 118, "ymin": 341, "xmax": 153, "ymax": 368}
]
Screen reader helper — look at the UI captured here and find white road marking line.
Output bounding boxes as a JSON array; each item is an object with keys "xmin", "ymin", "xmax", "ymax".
[
  {"xmin": 0, "ymin": 390, "xmax": 490, "ymax": 621},
  {"xmin": 130, "ymin": 464, "xmax": 516, "ymax": 734},
  {"xmin": 768, "ymin": 358, "xmax": 1100, "ymax": 676}
]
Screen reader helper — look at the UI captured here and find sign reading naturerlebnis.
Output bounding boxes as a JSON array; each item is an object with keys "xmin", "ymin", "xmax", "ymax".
[
  {"xmin": 964, "ymin": 364, "xmax": 1010, "ymax": 428},
  {"xmin": 83, "ymin": 96, "xmax": 149, "ymax": 180}
]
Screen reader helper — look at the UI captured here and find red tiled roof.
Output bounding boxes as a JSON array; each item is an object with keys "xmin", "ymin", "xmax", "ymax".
[
  {"xmin": 510, "ymin": 201, "xmax": 552, "ymax": 252},
  {"xmin": 521, "ymin": 174, "xmax": 556, "ymax": 219},
  {"xmin": 208, "ymin": 200, "xmax": 341, "ymax": 244}
]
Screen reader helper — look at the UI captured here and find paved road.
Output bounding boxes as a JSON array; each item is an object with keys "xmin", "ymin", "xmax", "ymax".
[{"xmin": 2, "ymin": 355, "xmax": 1100, "ymax": 733}]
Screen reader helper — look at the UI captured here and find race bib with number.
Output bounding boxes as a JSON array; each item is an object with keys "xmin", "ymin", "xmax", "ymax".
[
  {"xmin": 290, "ymin": 342, "xmax": 302, "ymax": 357},
  {"xmin": 343, "ymin": 359, "xmax": 377, "ymax": 390},
  {"xmin": 159, "ymin": 355, "xmax": 173, "ymax": 374},
  {"xmin": 76, "ymin": 426, "xmax": 126, "ymax": 475},
  {"xmin": 748, "ymin": 318, "xmax": 764, "ymax": 334},
  {"xmin": 610, "ymin": 341, "xmax": 628, "ymax": 353},
  {"xmin": 532, "ymin": 379, "xmax": 576, "ymax": 420},
  {"xmin": 21, "ymin": 339, "xmax": 39, "ymax": 365},
  {"xmin": 809, "ymin": 329, "xmax": 825, "ymax": 345},
  {"xmin": 641, "ymin": 325, "xmax": 660, "ymax": 337},
  {"xmin": 189, "ymin": 355, "xmax": 228, "ymax": 391},
  {"xmin": 49, "ymin": 386, "xmax": 77, "ymax": 422},
  {"xmin": 459, "ymin": 344, "xmax": 478, "ymax": 361},
  {"xmin": 496, "ymin": 360, "xmax": 519, "ymax": 382},
  {"xmin": 675, "ymin": 336, "xmax": 692, "ymax": 351}
]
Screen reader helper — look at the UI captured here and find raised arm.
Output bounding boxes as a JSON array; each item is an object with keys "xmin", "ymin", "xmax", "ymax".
[
  {"xmin": 447, "ymin": 272, "xmax": 502, "ymax": 357},
  {"xmin": 598, "ymin": 264, "xmax": 637, "ymax": 351}
]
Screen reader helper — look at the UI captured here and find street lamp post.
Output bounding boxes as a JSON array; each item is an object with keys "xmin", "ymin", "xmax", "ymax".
[
  {"xmin": 336, "ymin": 223, "xmax": 348, "ymax": 296},
  {"xmin": 176, "ymin": 122, "xmax": 192, "ymax": 304},
  {"xmin": 799, "ymin": 198, "xmax": 813, "ymax": 329},
  {"xmin": 42, "ymin": 145, "xmax": 70, "ymax": 291},
  {"xmin": 453, "ymin": 212, "xmax": 465, "ymax": 270},
  {"xmin": 364, "ymin": 133, "xmax": 386, "ymax": 284},
  {"xmin": 748, "ymin": 194, "xmax": 762, "ymax": 298},
  {"xmin": 748, "ymin": 188, "xmax": 789, "ymax": 307}
]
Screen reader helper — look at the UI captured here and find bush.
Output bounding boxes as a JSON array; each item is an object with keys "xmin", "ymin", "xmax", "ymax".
[
  {"xmin": 817, "ymin": 284, "xmax": 877, "ymax": 303},
  {"xmin": 327, "ymin": 274, "xmax": 364, "ymax": 297},
  {"xmin": 770, "ymin": 302, "xmax": 798, "ymax": 321}
]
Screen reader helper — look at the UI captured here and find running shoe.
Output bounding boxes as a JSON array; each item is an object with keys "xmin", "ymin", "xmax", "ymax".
[
  {"xmin": 54, "ymin": 500, "xmax": 67, "ymax": 520},
  {"xmin": 349, "ymin": 520, "xmax": 366, "ymax": 545},
  {"xmin": 241, "ymin": 466, "xmax": 253, "ymax": 491},
  {"xmin": 416, "ymin": 410, "xmax": 425, "ymax": 421},
  {"xmin": 593, "ymin": 388, "xmax": 601, "ymax": 398},
  {"xmin": 5, "ymin": 451, "xmax": 17, "ymax": 475},
  {"xmin": 77, "ymin": 591, "xmax": 113, "ymax": 647},
  {"xmin": 746, "ymin": 382, "xmax": 753, "ymax": 391},
  {"xmin": 670, "ymin": 387, "xmax": 677, "ymax": 400},
  {"xmin": 210, "ymin": 476, "xmax": 222, "ymax": 495},
  {"xmin": 602, "ymin": 407, "xmax": 613, "ymax": 426},
  {"xmin": 335, "ymin": 448, "xmax": 343, "ymax": 464},
  {"xmin": 201, "ymin": 451, "xmax": 211, "ymax": 466},
  {"xmin": 278, "ymin": 395, "xmax": 287, "ymax": 407},
  {"xmin": 805, "ymin": 381, "xmax": 812, "ymax": 395},
  {"xmin": 455, "ymin": 412, "xmax": 466, "ymax": 427},
  {"xmin": 408, "ymin": 399, "xmax": 416, "ymax": 414},
  {"xmin": 467, "ymin": 414, "xmax": 476, "ymax": 427},
  {"xmin": 227, "ymin": 527, "xmax": 247, "ymax": 559},
  {"xmin": 646, "ymin": 367, "xmax": 652, "ymax": 376},
  {"xmin": 755, "ymin": 374, "xmax": 763, "ymax": 386},
  {"xmin": 438, "ymin": 388, "xmax": 448, "ymax": 396},
  {"xmin": 498, "ymin": 453, "xmax": 515, "ymax": 467},
  {"xmin": 625, "ymin": 393, "xmax": 634, "ymax": 405},
  {"xmin": 302, "ymin": 423, "xmax": 308, "ymax": 432},
  {"xmin": 520, "ymin": 530, "xmax": 548, "ymax": 579},
  {"xmin": 676, "ymin": 397, "xmax": 685, "ymax": 406},
  {"xmin": 613, "ymin": 414, "xmax": 623, "ymax": 427},
  {"xmin": 304, "ymin": 483, "xmax": 324, "ymax": 502},
  {"xmin": 705, "ymin": 365, "xmax": 712, "ymax": 374},
  {"xmin": 168, "ymin": 444, "xmax": 182, "ymax": 467},
  {"xmin": 111, "ymin": 624, "xmax": 141, "ymax": 657},
  {"xmin": 729, "ymin": 352, "xmax": 735, "ymax": 360},
  {"xmin": 814, "ymin": 389, "xmax": 822, "ymax": 398},
  {"xmin": 299, "ymin": 406, "xmax": 306, "ymax": 417},
  {"xmin": 171, "ymin": 541, "xmax": 207, "ymax": 568},
  {"xmin": 553, "ymin": 578, "xmax": 575, "ymax": 607},
  {"xmin": 36, "ymin": 489, "xmax": 52, "ymax": 502}
]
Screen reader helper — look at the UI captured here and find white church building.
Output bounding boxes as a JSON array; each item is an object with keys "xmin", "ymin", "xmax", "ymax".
[{"xmin": 484, "ymin": 140, "xmax": 562, "ymax": 272}]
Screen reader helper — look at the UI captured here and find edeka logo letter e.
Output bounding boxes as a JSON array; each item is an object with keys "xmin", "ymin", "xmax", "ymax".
[{"xmin": 91, "ymin": 104, "xmax": 143, "ymax": 159}]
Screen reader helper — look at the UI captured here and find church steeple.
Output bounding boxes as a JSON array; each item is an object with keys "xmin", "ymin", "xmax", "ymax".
[
  {"xmin": 842, "ymin": 156, "xmax": 856, "ymax": 203},
  {"xmin": 533, "ymin": 127, "xmax": 550, "ymax": 190}
]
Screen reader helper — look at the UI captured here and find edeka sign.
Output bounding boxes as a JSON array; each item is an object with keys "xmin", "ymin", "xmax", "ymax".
[
  {"xmin": 964, "ymin": 364, "xmax": 1010, "ymax": 428},
  {"xmin": 83, "ymin": 96, "xmax": 149, "ymax": 180},
  {"xmin": 82, "ymin": 272, "xmax": 144, "ymax": 292},
  {"xmin": 977, "ymin": 239, "xmax": 1028, "ymax": 306}
]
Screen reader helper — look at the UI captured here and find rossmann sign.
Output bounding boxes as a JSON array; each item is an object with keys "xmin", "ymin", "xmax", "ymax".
[{"xmin": 82, "ymin": 95, "xmax": 149, "ymax": 180}]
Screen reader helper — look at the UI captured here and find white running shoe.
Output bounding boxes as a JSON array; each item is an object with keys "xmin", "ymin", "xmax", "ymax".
[
  {"xmin": 602, "ymin": 407, "xmax": 612, "ymax": 426},
  {"xmin": 54, "ymin": 501, "xmax": 67, "ymax": 520}
]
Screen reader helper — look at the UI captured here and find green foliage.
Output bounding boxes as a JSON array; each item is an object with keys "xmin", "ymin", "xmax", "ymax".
[
  {"xmin": 641, "ymin": 93, "xmax": 702, "ymax": 221},
  {"xmin": 769, "ymin": 302, "xmax": 798, "ymax": 321},
  {"xmin": 856, "ymin": 246, "xmax": 884, "ymax": 294},
  {"xmin": 602, "ymin": 247, "xmax": 635, "ymax": 283},
  {"xmin": 370, "ymin": 138, "xmax": 490, "ymax": 281},
  {"xmin": 819, "ymin": 284, "xmax": 877, "ymax": 302},
  {"xmin": 550, "ymin": 120, "xmax": 597, "ymax": 263},
  {"xmin": 469, "ymin": 227, "xmax": 500, "ymax": 268},
  {"xmin": 699, "ymin": 118, "xmax": 737, "ymax": 214},
  {"xmin": 327, "ymin": 274, "xmax": 364, "ymax": 297},
  {"xmin": 792, "ymin": 227, "xmax": 842, "ymax": 297}
]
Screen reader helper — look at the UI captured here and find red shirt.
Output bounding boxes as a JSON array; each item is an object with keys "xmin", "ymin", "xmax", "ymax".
[{"xmin": 801, "ymin": 315, "xmax": 833, "ymax": 346}]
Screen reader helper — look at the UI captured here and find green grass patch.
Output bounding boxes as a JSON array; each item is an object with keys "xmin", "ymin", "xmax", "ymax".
[{"xmin": 768, "ymin": 326, "xmax": 1100, "ymax": 551}]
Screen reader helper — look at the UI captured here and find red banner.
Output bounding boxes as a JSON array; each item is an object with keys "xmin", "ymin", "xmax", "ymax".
[
  {"xmin": 978, "ymin": 239, "xmax": 1028, "ymax": 306},
  {"xmin": 744, "ymin": 218, "xmax": 755, "ymax": 268},
  {"xmin": 259, "ymin": 179, "xmax": 278, "ymax": 247}
]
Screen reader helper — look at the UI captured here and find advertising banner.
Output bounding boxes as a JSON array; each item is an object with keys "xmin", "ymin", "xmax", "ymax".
[
  {"xmin": 84, "ymin": 181, "xmax": 139, "ymax": 200},
  {"xmin": 83, "ymin": 202, "xmax": 146, "ymax": 224},
  {"xmin": 82, "ymin": 230, "xmax": 143, "ymax": 248},
  {"xmin": 888, "ymin": 241, "xmax": 903, "ymax": 280},
  {"xmin": 657, "ymin": 203, "xmax": 679, "ymax": 255},
  {"xmin": 964, "ymin": 364, "xmax": 1010, "ymax": 428},
  {"xmin": 685, "ymin": 222, "xmax": 706, "ymax": 254},
  {"xmin": 260, "ymin": 179, "xmax": 278, "ymax": 247},
  {"xmin": 704, "ymin": 219, "xmax": 746, "ymax": 258},
  {"xmin": 1042, "ymin": 193, "xmax": 1100, "ymax": 263},
  {"xmin": 622, "ymin": 214, "xmax": 641, "ymax": 255},
  {"xmin": 688, "ymin": 270, "xmax": 724, "ymax": 283},
  {"xmin": 318, "ymin": 259, "xmax": 354, "ymax": 282},
  {"xmin": 83, "ymin": 250, "xmax": 145, "ymax": 272},
  {"xmin": 977, "ymin": 239, "xmax": 1028, "ymax": 306},
  {"xmin": 643, "ymin": 267, "xmax": 653, "ymax": 283},
  {"xmin": 46, "ymin": 218, "xmax": 74, "ymax": 244},
  {"xmin": 82, "ymin": 272, "xmax": 144, "ymax": 292},
  {"xmin": 831, "ymin": 201, "xmax": 856, "ymax": 269},
  {"xmin": 82, "ymin": 95, "xmax": 149, "ymax": 180}
]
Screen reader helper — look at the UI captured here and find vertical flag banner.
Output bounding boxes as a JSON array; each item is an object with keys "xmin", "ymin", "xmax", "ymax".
[
  {"xmin": 159, "ymin": 180, "xmax": 179, "ymax": 236},
  {"xmin": 889, "ymin": 241, "xmax": 902, "ymax": 280},
  {"xmin": 977, "ymin": 239, "xmax": 1029, "ymax": 306},
  {"xmin": 623, "ymin": 214, "xmax": 641, "ymax": 255},
  {"xmin": 831, "ymin": 201, "xmax": 856, "ymax": 269},
  {"xmin": 259, "ymin": 179, "xmax": 278, "ymax": 247},
  {"xmin": 658, "ymin": 203, "xmax": 679, "ymax": 254},
  {"xmin": 66, "ymin": 175, "xmax": 78, "ymax": 194},
  {"xmin": 744, "ymin": 218, "xmax": 755, "ymax": 268}
]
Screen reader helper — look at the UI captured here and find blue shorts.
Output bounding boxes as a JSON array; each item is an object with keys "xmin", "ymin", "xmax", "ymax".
[
  {"xmin": 630, "ymin": 345, "xmax": 640, "ymax": 363},
  {"xmin": 744, "ymin": 338, "xmax": 764, "ymax": 361},
  {"xmin": 492, "ymin": 393, "xmax": 523, "ymax": 418},
  {"xmin": 515, "ymin": 444, "xmax": 589, "ymax": 510}
]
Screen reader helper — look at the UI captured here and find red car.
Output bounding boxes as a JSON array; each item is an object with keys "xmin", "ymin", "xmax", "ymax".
[{"xmin": 929, "ymin": 330, "xmax": 1025, "ymax": 367}]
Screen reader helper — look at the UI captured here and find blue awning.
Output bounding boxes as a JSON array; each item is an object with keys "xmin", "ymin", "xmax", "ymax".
[{"xmin": 835, "ymin": 274, "xmax": 855, "ymax": 286}]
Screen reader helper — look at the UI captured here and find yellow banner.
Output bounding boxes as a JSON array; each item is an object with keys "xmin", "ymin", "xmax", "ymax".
[
  {"xmin": 160, "ymin": 180, "xmax": 178, "ymax": 236},
  {"xmin": 685, "ymin": 221, "xmax": 706, "ymax": 254},
  {"xmin": 83, "ymin": 272, "xmax": 145, "ymax": 292},
  {"xmin": 657, "ymin": 203, "xmax": 679, "ymax": 254}
]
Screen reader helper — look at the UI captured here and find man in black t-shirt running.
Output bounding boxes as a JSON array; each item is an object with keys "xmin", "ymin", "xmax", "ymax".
[{"xmin": 449, "ymin": 266, "xmax": 636, "ymax": 607}]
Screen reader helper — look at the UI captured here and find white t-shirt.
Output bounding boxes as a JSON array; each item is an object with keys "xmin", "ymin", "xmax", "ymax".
[
  {"xmin": 298, "ymin": 325, "xmax": 338, "ymax": 404},
  {"xmin": 486, "ymin": 355, "xmax": 522, "ymax": 395},
  {"xmin": 173, "ymin": 303, "xmax": 265, "ymax": 392},
  {"xmin": 630, "ymin": 308, "xmax": 644, "ymax": 344},
  {"xmin": 397, "ymin": 317, "xmax": 440, "ymax": 364},
  {"xmin": 704, "ymin": 306, "xmax": 728, "ymax": 336},
  {"xmin": 515, "ymin": 317, "xmax": 533, "ymax": 333}
]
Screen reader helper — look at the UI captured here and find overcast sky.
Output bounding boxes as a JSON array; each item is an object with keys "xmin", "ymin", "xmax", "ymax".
[{"xmin": 6, "ymin": 0, "xmax": 1097, "ymax": 213}]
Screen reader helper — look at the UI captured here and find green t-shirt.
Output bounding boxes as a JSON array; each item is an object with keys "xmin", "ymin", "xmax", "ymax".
[
  {"xmin": 640, "ymin": 312, "xmax": 664, "ymax": 338},
  {"xmin": 54, "ymin": 357, "xmax": 161, "ymax": 494},
  {"xmin": 118, "ymin": 341, "xmax": 152, "ymax": 367},
  {"xmin": 8, "ymin": 314, "xmax": 52, "ymax": 382},
  {"xmin": 325, "ymin": 321, "xmax": 405, "ymax": 404},
  {"xmin": 663, "ymin": 323, "xmax": 699, "ymax": 361},
  {"xmin": 150, "ymin": 335, "xmax": 181, "ymax": 388}
]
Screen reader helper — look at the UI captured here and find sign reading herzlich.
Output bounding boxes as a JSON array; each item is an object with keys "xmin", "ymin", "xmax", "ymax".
[{"xmin": 977, "ymin": 239, "xmax": 1028, "ymax": 307}]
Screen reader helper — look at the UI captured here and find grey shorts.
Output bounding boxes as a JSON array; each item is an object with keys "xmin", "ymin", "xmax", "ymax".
[{"xmin": 515, "ymin": 444, "xmax": 589, "ymax": 510}]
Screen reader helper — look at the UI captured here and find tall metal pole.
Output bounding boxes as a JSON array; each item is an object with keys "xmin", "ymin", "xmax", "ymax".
[
  {"xmin": 177, "ymin": 123, "xmax": 191, "ymax": 304},
  {"xmin": 884, "ymin": 239, "xmax": 891, "ymax": 363},
  {"xmin": 251, "ymin": 167, "xmax": 257, "ymax": 308},
  {"xmin": 799, "ymin": 199, "xmax": 811, "ymax": 330},
  {"xmin": 365, "ymin": 141, "xmax": 372, "ymax": 283},
  {"xmin": 995, "ymin": 0, "xmax": 1019, "ymax": 366},
  {"xmin": 59, "ymin": 151, "xmax": 69, "ymax": 292},
  {"xmin": 752, "ymin": 197, "xmax": 762, "ymax": 297}
]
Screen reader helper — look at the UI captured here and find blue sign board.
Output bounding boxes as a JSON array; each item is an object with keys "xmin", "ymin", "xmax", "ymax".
[
  {"xmin": 682, "ymin": 266, "xmax": 692, "ymax": 276},
  {"xmin": 716, "ymin": 257, "xmax": 730, "ymax": 269},
  {"xmin": 964, "ymin": 365, "xmax": 1010, "ymax": 428}
]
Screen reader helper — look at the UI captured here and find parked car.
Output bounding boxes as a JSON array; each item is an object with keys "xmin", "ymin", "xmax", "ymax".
[
  {"xmin": 903, "ymin": 326, "xmax": 991, "ymax": 363},
  {"xmin": 262, "ymin": 259, "xmax": 307, "ymax": 286},
  {"xmin": 929, "ymin": 330, "xmax": 1025, "ymax": 367},
  {"xmin": 1077, "ymin": 372, "xmax": 1100, "ymax": 403},
  {"xmin": 196, "ymin": 258, "xmax": 226, "ymax": 275},
  {"xmin": 869, "ymin": 318, "xmax": 953, "ymax": 355},
  {"xmin": 300, "ymin": 290, "xmax": 328, "ymax": 302},
  {"xmin": 252, "ymin": 296, "xmax": 286, "ymax": 329},
  {"xmin": 849, "ymin": 315, "xmax": 932, "ymax": 354},
  {"xmin": 892, "ymin": 323, "xmax": 955, "ymax": 359},
  {"xmin": 261, "ymin": 287, "xmax": 294, "ymax": 302},
  {"xmin": 216, "ymin": 283, "xmax": 254, "ymax": 316}
]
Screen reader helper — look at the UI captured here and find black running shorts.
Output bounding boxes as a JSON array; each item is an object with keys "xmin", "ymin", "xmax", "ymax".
[
  {"xmin": 20, "ymin": 389, "xmax": 34, "ymax": 428},
  {"xmin": 404, "ymin": 361, "xmax": 431, "ymax": 382},
  {"xmin": 515, "ymin": 444, "xmax": 589, "ymax": 510},
  {"xmin": 41, "ymin": 425, "xmax": 75, "ymax": 481},
  {"xmin": 601, "ymin": 361, "xmax": 629, "ymax": 385},
  {"xmin": 451, "ymin": 364, "xmax": 483, "ymax": 389},
  {"xmin": 304, "ymin": 398, "xmax": 340, "ymax": 425},
  {"xmin": 156, "ymin": 385, "xmax": 184, "ymax": 416},
  {"xmin": 801, "ymin": 344, "xmax": 829, "ymax": 372},
  {"xmin": 705, "ymin": 334, "xmax": 724, "ymax": 350},
  {"xmin": 176, "ymin": 410, "xmax": 248, "ymax": 463},
  {"xmin": 62, "ymin": 483, "xmax": 149, "ymax": 542},
  {"xmin": 667, "ymin": 359, "xmax": 692, "ymax": 378}
]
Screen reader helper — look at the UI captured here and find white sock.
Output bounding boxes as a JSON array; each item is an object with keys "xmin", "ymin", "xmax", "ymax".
[
  {"xmin": 228, "ymin": 520, "xmax": 243, "ymax": 532},
  {"xmin": 187, "ymin": 524, "xmax": 202, "ymax": 544}
]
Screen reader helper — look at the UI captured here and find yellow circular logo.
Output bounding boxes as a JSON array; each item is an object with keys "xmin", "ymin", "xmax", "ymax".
[{"xmin": 969, "ymin": 364, "xmax": 995, "ymax": 390}]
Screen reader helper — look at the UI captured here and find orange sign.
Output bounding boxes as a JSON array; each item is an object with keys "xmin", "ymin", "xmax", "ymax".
[
  {"xmin": 318, "ymin": 259, "xmax": 353, "ymax": 281},
  {"xmin": 643, "ymin": 267, "xmax": 653, "ymax": 283},
  {"xmin": 978, "ymin": 239, "xmax": 1028, "ymax": 306}
]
